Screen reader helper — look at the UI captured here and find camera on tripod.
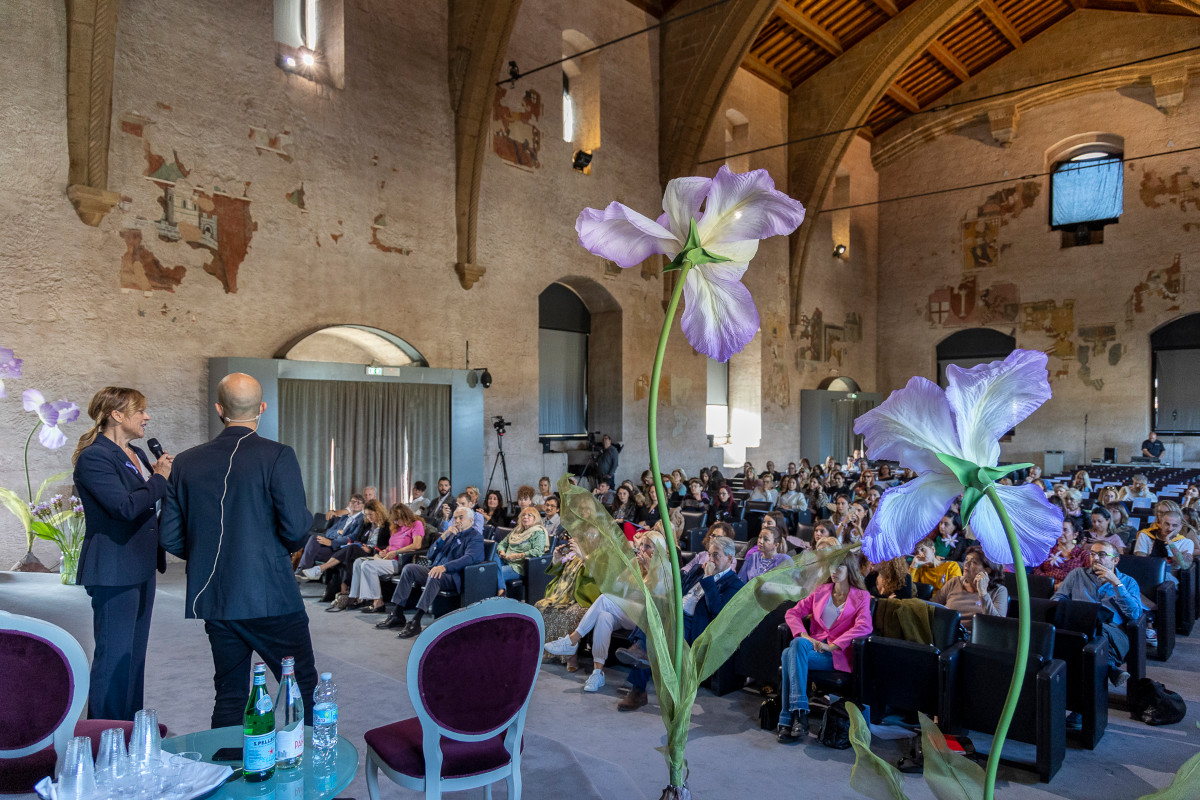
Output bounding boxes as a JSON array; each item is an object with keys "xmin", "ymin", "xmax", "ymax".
[
  {"xmin": 586, "ymin": 430, "xmax": 604, "ymax": 451},
  {"xmin": 493, "ymin": 416, "xmax": 511, "ymax": 436}
]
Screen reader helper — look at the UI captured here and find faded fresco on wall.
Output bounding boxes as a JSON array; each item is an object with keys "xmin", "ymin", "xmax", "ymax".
[
  {"xmin": 1126, "ymin": 254, "xmax": 1183, "ymax": 323},
  {"xmin": 1077, "ymin": 324, "xmax": 1124, "ymax": 391},
  {"xmin": 962, "ymin": 217, "xmax": 1000, "ymax": 269},
  {"xmin": 492, "ymin": 88, "xmax": 542, "ymax": 170},
  {"xmin": 1022, "ymin": 299, "xmax": 1076, "ymax": 379},
  {"xmin": 1139, "ymin": 167, "xmax": 1199, "ymax": 213},
  {"xmin": 927, "ymin": 278, "xmax": 1019, "ymax": 328}
]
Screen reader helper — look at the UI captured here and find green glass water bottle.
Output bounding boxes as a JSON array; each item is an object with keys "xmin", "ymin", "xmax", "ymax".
[{"xmin": 243, "ymin": 662, "xmax": 276, "ymax": 782}]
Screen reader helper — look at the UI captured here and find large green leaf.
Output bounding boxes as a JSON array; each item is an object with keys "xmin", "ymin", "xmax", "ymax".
[
  {"xmin": 35, "ymin": 471, "xmax": 72, "ymax": 504},
  {"xmin": 30, "ymin": 520, "xmax": 66, "ymax": 548},
  {"xmin": 847, "ymin": 703, "xmax": 910, "ymax": 800},
  {"xmin": 919, "ymin": 713, "xmax": 986, "ymax": 800},
  {"xmin": 0, "ymin": 486, "xmax": 34, "ymax": 550},
  {"xmin": 1137, "ymin": 743, "xmax": 1200, "ymax": 800}
]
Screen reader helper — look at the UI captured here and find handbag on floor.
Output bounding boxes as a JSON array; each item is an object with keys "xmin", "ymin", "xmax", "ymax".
[
  {"xmin": 759, "ymin": 694, "xmax": 781, "ymax": 731},
  {"xmin": 818, "ymin": 699, "xmax": 852, "ymax": 749},
  {"xmin": 1129, "ymin": 678, "xmax": 1186, "ymax": 726}
]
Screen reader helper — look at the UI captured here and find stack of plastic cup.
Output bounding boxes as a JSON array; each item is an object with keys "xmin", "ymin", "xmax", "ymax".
[
  {"xmin": 95, "ymin": 727, "xmax": 132, "ymax": 795},
  {"xmin": 57, "ymin": 736, "xmax": 96, "ymax": 800},
  {"xmin": 129, "ymin": 709, "xmax": 162, "ymax": 777}
]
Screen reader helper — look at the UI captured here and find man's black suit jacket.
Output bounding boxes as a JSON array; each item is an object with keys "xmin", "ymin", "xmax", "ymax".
[{"xmin": 160, "ymin": 427, "xmax": 312, "ymax": 620}]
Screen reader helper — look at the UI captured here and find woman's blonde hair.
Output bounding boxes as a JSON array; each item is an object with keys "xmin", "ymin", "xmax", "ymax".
[{"xmin": 72, "ymin": 387, "xmax": 147, "ymax": 465}]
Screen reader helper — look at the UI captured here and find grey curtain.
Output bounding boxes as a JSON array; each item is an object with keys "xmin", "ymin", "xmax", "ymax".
[
  {"xmin": 539, "ymin": 328, "xmax": 587, "ymax": 435},
  {"xmin": 832, "ymin": 397, "xmax": 877, "ymax": 464},
  {"xmin": 278, "ymin": 379, "xmax": 450, "ymax": 512}
]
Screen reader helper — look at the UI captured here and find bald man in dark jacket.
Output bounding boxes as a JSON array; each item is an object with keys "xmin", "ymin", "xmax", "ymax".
[{"xmin": 160, "ymin": 373, "xmax": 317, "ymax": 727}]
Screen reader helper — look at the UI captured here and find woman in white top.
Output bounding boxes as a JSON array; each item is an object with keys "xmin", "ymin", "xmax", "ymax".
[
  {"xmin": 776, "ymin": 475, "xmax": 807, "ymax": 511},
  {"xmin": 1118, "ymin": 474, "xmax": 1158, "ymax": 502},
  {"xmin": 750, "ymin": 473, "xmax": 780, "ymax": 505}
]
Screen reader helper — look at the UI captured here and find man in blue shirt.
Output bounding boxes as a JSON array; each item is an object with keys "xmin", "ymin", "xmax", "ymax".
[{"xmin": 1052, "ymin": 541, "xmax": 1143, "ymax": 686}]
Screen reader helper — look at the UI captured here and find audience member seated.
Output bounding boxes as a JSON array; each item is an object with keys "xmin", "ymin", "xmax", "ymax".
[
  {"xmin": 1034, "ymin": 518, "xmax": 1093, "ymax": 587},
  {"xmin": 737, "ymin": 461, "xmax": 756, "ymax": 479},
  {"xmin": 302, "ymin": 499, "xmax": 388, "ymax": 600},
  {"xmin": 543, "ymin": 495, "xmax": 564, "ymax": 540},
  {"xmin": 777, "ymin": 475, "xmax": 807, "ymax": 511},
  {"xmin": 439, "ymin": 491, "xmax": 485, "ymax": 533},
  {"xmin": 836, "ymin": 499, "xmax": 871, "ymax": 544},
  {"xmin": 1134, "ymin": 506, "xmax": 1194, "ymax": 571},
  {"xmin": 680, "ymin": 479, "xmax": 710, "ymax": 513},
  {"xmin": 1086, "ymin": 506, "xmax": 1126, "ymax": 555},
  {"xmin": 683, "ymin": 521, "xmax": 735, "ymax": 576},
  {"xmin": 1182, "ymin": 484, "xmax": 1200, "ymax": 511},
  {"xmin": 544, "ymin": 530, "xmax": 662, "ymax": 692},
  {"xmin": 751, "ymin": 474, "xmax": 780, "ymax": 504},
  {"xmin": 933, "ymin": 546, "xmax": 1008, "ymax": 631},
  {"xmin": 866, "ymin": 486, "xmax": 882, "ymax": 513},
  {"xmin": 1052, "ymin": 541, "xmax": 1144, "ymax": 686},
  {"xmin": 537, "ymin": 537, "xmax": 599, "ymax": 672},
  {"xmin": 1024, "ymin": 465, "xmax": 1043, "ymax": 484},
  {"xmin": 407, "ymin": 480, "xmax": 430, "ymax": 517},
  {"xmin": 592, "ymin": 478, "xmax": 615, "ymax": 507},
  {"xmin": 534, "ymin": 476, "xmax": 553, "ymax": 510},
  {"xmin": 671, "ymin": 469, "xmax": 689, "ymax": 502},
  {"xmin": 637, "ymin": 484, "xmax": 665, "ymax": 527},
  {"xmin": 375, "ymin": 505, "xmax": 485, "ymax": 638},
  {"xmin": 764, "ymin": 461, "xmax": 782, "ymax": 483},
  {"xmin": 1118, "ymin": 473, "xmax": 1157, "ymax": 502},
  {"xmin": 610, "ymin": 484, "xmax": 640, "ymax": 523},
  {"xmin": 929, "ymin": 511, "xmax": 967, "ymax": 561},
  {"xmin": 296, "ymin": 493, "xmax": 367, "ymax": 572},
  {"xmin": 865, "ymin": 556, "xmax": 913, "ymax": 599},
  {"xmin": 805, "ymin": 477, "xmax": 829, "ymax": 516},
  {"xmin": 515, "ymin": 484, "xmax": 536, "ymax": 513},
  {"xmin": 739, "ymin": 527, "xmax": 790, "ymax": 581},
  {"xmin": 620, "ymin": 534, "xmax": 745, "ymax": 710},
  {"xmin": 910, "ymin": 537, "xmax": 963, "ymax": 590},
  {"xmin": 425, "ymin": 476, "xmax": 454, "ymax": 524},
  {"xmin": 709, "ymin": 484, "xmax": 739, "ymax": 523},
  {"xmin": 875, "ymin": 464, "xmax": 898, "ymax": 488},
  {"xmin": 827, "ymin": 493, "xmax": 850, "ymax": 527},
  {"xmin": 335, "ymin": 502, "xmax": 426, "ymax": 613},
  {"xmin": 1072, "ymin": 470, "xmax": 1092, "ymax": 494},
  {"xmin": 775, "ymin": 550, "xmax": 873, "ymax": 743},
  {"xmin": 1063, "ymin": 489, "xmax": 1088, "ymax": 532},
  {"xmin": 495, "ymin": 506, "xmax": 549, "ymax": 595},
  {"xmin": 481, "ymin": 489, "xmax": 509, "ymax": 528},
  {"xmin": 1106, "ymin": 501, "xmax": 1137, "ymax": 549}
]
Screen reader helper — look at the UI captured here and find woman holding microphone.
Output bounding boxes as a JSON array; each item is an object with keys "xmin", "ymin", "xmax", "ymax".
[{"xmin": 72, "ymin": 387, "xmax": 172, "ymax": 720}]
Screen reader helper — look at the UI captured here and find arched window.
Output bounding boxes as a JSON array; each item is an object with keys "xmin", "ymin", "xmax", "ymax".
[
  {"xmin": 1151, "ymin": 314, "xmax": 1200, "ymax": 434},
  {"xmin": 562, "ymin": 30, "xmax": 600, "ymax": 171},
  {"xmin": 936, "ymin": 328, "xmax": 1015, "ymax": 387},
  {"xmin": 706, "ymin": 358, "xmax": 730, "ymax": 444},
  {"xmin": 539, "ymin": 283, "xmax": 590, "ymax": 435},
  {"xmin": 1047, "ymin": 133, "xmax": 1124, "ymax": 247},
  {"xmin": 278, "ymin": 324, "xmax": 427, "ymax": 366}
]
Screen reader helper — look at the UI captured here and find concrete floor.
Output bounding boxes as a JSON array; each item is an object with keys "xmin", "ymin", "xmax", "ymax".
[{"xmin": 4, "ymin": 566, "xmax": 1199, "ymax": 800}]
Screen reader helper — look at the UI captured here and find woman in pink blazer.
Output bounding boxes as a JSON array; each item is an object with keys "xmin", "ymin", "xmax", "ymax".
[{"xmin": 776, "ymin": 552, "xmax": 873, "ymax": 743}]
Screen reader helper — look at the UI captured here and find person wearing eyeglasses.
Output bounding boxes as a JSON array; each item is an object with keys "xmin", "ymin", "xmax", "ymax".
[{"xmin": 1052, "ymin": 541, "xmax": 1143, "ymax": 687}]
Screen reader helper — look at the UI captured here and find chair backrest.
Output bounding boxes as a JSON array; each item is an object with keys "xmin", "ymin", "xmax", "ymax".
[
  {"xmin": 914, "ymin": 582, "xmax": 934, "ymax": 600},
  {"xmin": 972, "ymin": 615, "xmax": 1055, "ymax": 659},
  {"xmin": 409, "ymin": 598, "xmax": 544, "ymax": 743},
  {"xmin": 743, "ymin": 501, "xmax": 774, "ymax": 515},
  {"xmin": 929, "ymin": 603, "xmax": 963, "ymax": 650},
  {"xmin": 680, "ymin": 510, "xmax": 707, "ymax": 533},
  {"xmin": 1003, "ymin": 571, "xmax": 1055, "ymax": 600},
  {"xmin": 0, "ymin": 611, "xmax": 89, "ymax": 765},
  {"xmin": 1119, "ymin": 555, "xmax": 1168, "ymax": 591}
]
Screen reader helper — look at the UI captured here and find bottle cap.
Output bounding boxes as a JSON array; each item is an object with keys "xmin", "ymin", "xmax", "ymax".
[
  {"xmin": 253, "ymin": 662, "xmax": 266, "ymax": 673},
  {"xmin": 320, "ymin": 672, "xmax": 332, "ymax": 680},
  {"xmin": 281, "ymin": 656, "xmax": 295, "ymax": 667}
]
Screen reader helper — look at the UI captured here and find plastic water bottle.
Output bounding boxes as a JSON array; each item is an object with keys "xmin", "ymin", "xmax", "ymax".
[{"xmin": 312, "ymin": 672, "xmax": 338, "ymax": 752}]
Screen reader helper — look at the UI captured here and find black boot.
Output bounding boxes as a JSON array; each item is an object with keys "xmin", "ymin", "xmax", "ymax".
[
  {"xmin": 396, "ymin": 619, "xmax": 423, "ymax": 639},
  {"xmin": 375, "ymin": 611, "xmax": 406, "ymax": 630}
]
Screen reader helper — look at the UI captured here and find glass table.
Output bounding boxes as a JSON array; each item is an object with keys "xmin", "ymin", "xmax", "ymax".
[{"xmin": 163, "ymin": 726, "xmax": 358, "ymax": 799}]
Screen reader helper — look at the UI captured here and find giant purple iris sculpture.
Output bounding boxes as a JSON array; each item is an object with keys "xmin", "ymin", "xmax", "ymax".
[
  {"xmin": 574, "ymin": 165, "xmax": 806, "ymax": 797},
  {"xmin": 852, "ymin": 350, "xmax": 1061, "ymax": 800}
]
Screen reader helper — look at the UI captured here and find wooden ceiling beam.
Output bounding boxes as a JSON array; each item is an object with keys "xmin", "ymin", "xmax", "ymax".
[
  {"xmin": 866, "ymin": 0, "xmax": 899, "ymax": 15},
  {"xmin": 886, "ymin": 84, "xmax": 922, "ymax": 111},
  {"xmin": 1064, "ymin": 0, "xmax": 1085, "ymax": 9},
  {"xmin": 928, "ymin": 40, "xmax": 971, "ymax": 80},
  {"xmin": 743, "ymin": 54, "xmax": 794, "ymax": 91},
  {"xmin": 979, "ymin": 0, "xmax": 1024, "ymax": 47},
  {"xmin": 774, "ymin": 1, "xmax": 844, "ymax": 55}
]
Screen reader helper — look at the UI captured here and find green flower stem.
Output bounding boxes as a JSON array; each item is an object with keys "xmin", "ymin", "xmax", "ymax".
[
  {"xmin": 982, "ymin": 483, "xmax": 1030, "ymax": 800},
  {"xmin": 648, "ymin": 262, "xmax": 691, "ymax": 788},
  {"xmin": 24, "ymin": 422, "xmax": 40, "ymax": 502}
]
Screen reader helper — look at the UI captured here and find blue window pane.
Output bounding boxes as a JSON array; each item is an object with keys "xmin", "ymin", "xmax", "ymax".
[{"xmin": 1051, "ymin": 156, "xmax": 1123, "ymax": 227}]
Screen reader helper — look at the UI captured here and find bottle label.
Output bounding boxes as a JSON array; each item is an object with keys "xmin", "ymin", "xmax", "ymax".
[
  {"xmin": 289, "ymin": 683, "xmax": 301, "ymax": 702},
  {"xmin": 244, "ymin": 732, "xmax": 276, "ymax": 771},
  {"xmin": 276, "ymin": 723, "xmax": 304, "ymax": 762},
  {"xmin": 313, "ymin": 704, "xmax": 337, "ymax": 725},
  {"xmin": 255, "ymin": 694, "xmax": 273, "ymax": 714}
]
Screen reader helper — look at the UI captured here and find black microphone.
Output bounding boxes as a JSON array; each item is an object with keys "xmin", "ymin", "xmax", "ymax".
[{"xmin": 147, "ymin": 438, "xmax": 165, "ymax": 460}]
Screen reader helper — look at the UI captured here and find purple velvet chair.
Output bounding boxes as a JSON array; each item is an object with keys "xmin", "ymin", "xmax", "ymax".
[
  {"xmin": 364, "ymin": 597, "xmax": 544, "ymax": 799},
  {"xmin": 0, "ymin": 611, "xmax": 168, "ymax": 795}
]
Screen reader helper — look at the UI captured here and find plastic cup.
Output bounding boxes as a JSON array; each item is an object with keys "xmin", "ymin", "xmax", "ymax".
[
  {"xmin": 95, "ymin": 727, "xmax": 131, "ymax": 791},
  {"xmin": 176, "ymin": 751, "xmax": 203, "ymax": 762},
  {"xmin": 129, "ymin": 709, "xmax": 161, "ymax": 774},
  {"xmin": 58, "ymin": 736, "xmax": 97, "ymax": 800}
]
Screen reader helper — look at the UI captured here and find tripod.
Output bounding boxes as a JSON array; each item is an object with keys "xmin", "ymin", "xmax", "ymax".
[{"xmin": 486, "ymin": 429, "xmax": 513, "ymax": 512}]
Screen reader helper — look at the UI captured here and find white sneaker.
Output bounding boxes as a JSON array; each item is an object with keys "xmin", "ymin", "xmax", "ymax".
[
  {"xmin": 544, "ymin": 636, "xmax": 579, "ymax": 656},
  {"xmin": 302, "ymin": 566, "xmax": 323, "ymax": 581},
  {"xmin": 583, "ymin": 669, "xmax": 606, "ymax": 693}
]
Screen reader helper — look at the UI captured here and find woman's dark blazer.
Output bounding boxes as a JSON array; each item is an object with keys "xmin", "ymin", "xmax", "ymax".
[{"xmin": 74, "ymin": 436, "xmax": 167, "ymax": 587}]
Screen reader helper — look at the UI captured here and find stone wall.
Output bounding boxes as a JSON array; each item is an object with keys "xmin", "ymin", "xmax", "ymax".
[{"xmin": 874, "ymin": 10, "xmax": 1200, "ymax": 469}]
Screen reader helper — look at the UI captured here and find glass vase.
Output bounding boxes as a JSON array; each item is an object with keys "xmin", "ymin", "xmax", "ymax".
[{"xmin": 59, "ymin": 547, "xmax": 80, "ymax": 585}]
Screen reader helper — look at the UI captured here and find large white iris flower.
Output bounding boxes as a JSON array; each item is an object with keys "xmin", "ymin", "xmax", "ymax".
[{"xmin": 853, "ymin": 350, "xmax": 1062, "ymax": 567}]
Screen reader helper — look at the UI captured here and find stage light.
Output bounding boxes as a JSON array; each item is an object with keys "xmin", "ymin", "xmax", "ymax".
[
  {"xmin": 833, "ymin": 243, "xmax": 847, "ymax": 258},
  {"xmin": 480, "ymin": 368, "xmax": 492, "ymax": 389},
  {"xmin": 301, "ymin": 50, "xmax": 316, "ymax": 67},
  {"xmin": 284, "ymin": 56, "xmax": 297, "ymax": 68},
  {"xmin": 572, "ymin": 150, "xmax": 593, "ymax": 172}
]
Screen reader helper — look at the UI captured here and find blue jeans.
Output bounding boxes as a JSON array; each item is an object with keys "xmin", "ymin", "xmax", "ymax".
[
  {"xmin": 778, "ymin": 637, "xmax": 835, "ymax": 725},
  {"xmin": 627, "ymin": 629, "xmax": 651, "ymax": 690},
  {"xmin": 493, "ymin": 550, "xmax": 521, "ymax": 592}
]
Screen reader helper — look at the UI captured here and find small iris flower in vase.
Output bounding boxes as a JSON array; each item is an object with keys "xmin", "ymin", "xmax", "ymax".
[
  {"xmin": 29, "ymin": 495, "xmax": 87, "ymax": 584},
  {"xmin": 571, "ymin": 165, "xmax": 807, "ymax": 798}
]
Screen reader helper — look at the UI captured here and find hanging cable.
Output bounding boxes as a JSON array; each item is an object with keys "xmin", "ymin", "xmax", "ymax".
[
  {"xmin": 700, "ymin": 44, "xmax": 1200, "ymax": 164},
  {"xmin": 498, "ymin": 0, "xmax": 736, "ymax": 86},
  {"xmin": 815, "ymin": 144, "xmax": 1200, "ymax": 213}
]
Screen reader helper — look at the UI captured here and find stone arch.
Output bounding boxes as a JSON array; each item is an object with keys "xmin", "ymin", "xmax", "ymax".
[
  {"xmin": 817, "ymin": 375, "xmax": 861, "ymax": 392},
  {"xmin": 276, "ymin": 324, "xmax": 428, "ymax": 366},
  {"xmin": 542, "ymin": 276, "xmax": 623, "ymax": 441},
  {"xmin": 935, "ymin": 327, "xmax": 1015, "ymax": 386}
]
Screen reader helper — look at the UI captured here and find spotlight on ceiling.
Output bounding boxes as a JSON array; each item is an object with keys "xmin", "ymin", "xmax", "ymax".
[
  {"xmin": 300, "ymin": 49, "xmax": 316, "ymax": 67},
  {"xmin": 833, "ymin": 243, "xmax": 847, "ymax": 259},
  {"xmin": 284, "ymin": 56, "xmax": 297, "ymax": 68},
  {"xmin": 572, "ymin": 150, "xmax": 593, "ymax": 172},
  {"xmin": 469, "ymin": 368, "xmax": 492, "ymax": 389}
]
